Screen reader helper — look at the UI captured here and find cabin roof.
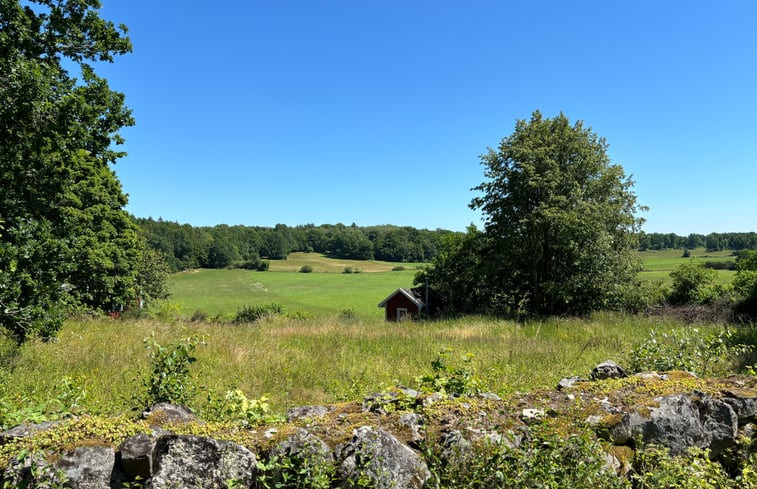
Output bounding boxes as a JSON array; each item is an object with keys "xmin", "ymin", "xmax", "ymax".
[{"xmin": 378, "ymin": 288, "xmax": 424, "ymax": 309}]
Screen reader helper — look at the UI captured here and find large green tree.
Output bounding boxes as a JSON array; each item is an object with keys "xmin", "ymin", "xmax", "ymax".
[
  {"xmin": 0, "ymin": 0, "xmax": 162, "ymax": 341},
  {"xmin": 470, "ymin": 111, "xmax": 644, "ymax": 315},
  {"xmin": 424, "ymin": 111, "xmax": 644, "ymax": 316}
]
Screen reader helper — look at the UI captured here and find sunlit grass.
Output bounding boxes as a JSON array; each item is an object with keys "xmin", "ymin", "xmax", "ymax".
[{"xmin": 0, "ymin": 313, "xmax": 725, "ymax": 416}]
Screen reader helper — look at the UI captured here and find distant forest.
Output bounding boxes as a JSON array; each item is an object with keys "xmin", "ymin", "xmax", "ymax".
[
  {"xmin": 138, "ymin": 219, "xmax": 757, "ymax": 272},
  {"xmin": 639, "ymin": 232, "xmax": 757, "ymax": 252},
  {"xmin": 137, "ymin": 218, "xmax": 454, "ymax": 272}
]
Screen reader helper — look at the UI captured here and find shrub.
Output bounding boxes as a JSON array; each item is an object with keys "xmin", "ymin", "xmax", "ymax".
[
  {"xmin": 300, "ymin": 265, "xmax": 313, "ymax": 273},
  {"xmin": 425, "ymin": 427, "xmax": 628, "ymax": 488},
  {"xmin": 669, "ymin": 262, "xmax": 718, "ymax": 304},
  {"xmin": 418, "ymin": 349, "xmax": 483, "ymax": 396},
  {"xmin": 632, "ymin": 446, "xmax": 744, "ymax": 488},
  {"xmin": 285, "ymin": 310, "xmax": 314, "ymax": 321},
  {"xmin": 628, "ymin": 328, "xmax": 748, "ymax": 376},
  {"xmin": 140, "ymin": 334, "xmax": 204, "ymax": 408},
  {"xmin": 339, "ymin": 308, "xmax": 358, "ymax": 320},
  {"xmin": 342, "ymin": 267, "xmax": 353, "ymax": 274},
  {"xmin": 392, "ymin": 265, "xmax": 406, "ymax": 271},
  {"xmin": 236, "ymin": 258, "xmax": 270, "ymax": 271},
  {"xmin": 203, "ymin": 389, "xmax": 284, "ymax": 425},
  {"xmin": 703, "ymin": 260, "xmax": 737, "ymax": 270},
  {"xmin": 190, "ymin": 310, "xmax": 207, "ymax": 323},
  {"xmin": 234, "ymin": 303, "xmax": 284, "ymax": 323}
]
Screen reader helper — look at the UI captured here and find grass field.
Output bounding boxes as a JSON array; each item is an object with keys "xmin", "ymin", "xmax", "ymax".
[
  {"xmin": 169, "ymin": 249, "xmax": 739, "ymax": 319},
  {"xmin": 0, "ymin": 313, "xmax": 713, "ymax": 416},
  {"xmin": 170, "ymin": 266, "xmax": 418, "ymax": 319},
  {"xmin": 639, "ymin": 247, "xmax": 736, "ymax": 284}
]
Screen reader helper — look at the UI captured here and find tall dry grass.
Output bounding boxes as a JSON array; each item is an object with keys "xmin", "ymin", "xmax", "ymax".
[{"xmin": 0, "ymin": 313, "xmax": 725, "ymax": 416}]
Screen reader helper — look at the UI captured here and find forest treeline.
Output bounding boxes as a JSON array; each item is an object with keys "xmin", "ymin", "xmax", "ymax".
[
  {"xmin": 639, "ymin": 232, "xmax": 757, "ymax": 251},
  {"xmin": 137, "ymin": 218, "xmax": 454, "ymax": 272},
  {"xmin": 139, "ymin": 218, "xmax": 757, "ymax": 273}
]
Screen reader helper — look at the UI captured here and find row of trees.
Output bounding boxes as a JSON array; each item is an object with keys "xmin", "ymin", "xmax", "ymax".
[
  {"xmin": 138, "ymin": 219, "xmax": 453, "ymax": 272},
  {"xmin": 0, "ymin": 0, "xmax": 167, "ymax": 342},
  {"xmin": 639, "ymin": 232, "xmax": 757, "ymax": 252}
]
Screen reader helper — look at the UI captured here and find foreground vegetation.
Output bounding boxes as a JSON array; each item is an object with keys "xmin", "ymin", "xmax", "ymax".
[{"xmin": 0, "ymin": 313, "xmax": 747, "ymax": 420}]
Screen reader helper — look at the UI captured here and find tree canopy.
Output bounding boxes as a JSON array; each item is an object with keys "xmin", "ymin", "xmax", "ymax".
[
  {"xmin": 0, "ymin": 0, "xmax": 165, "ymax": 341},
  {"xmin": 420, "ymin": 111, "xmax": 645, "ymax": 316}
]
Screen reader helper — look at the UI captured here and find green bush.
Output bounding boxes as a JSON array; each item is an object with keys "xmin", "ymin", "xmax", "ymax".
[
  {"xmin": 392, "ymin": 265, "xmax": 406, "ymax": 271},
  {"xmin": 140, "ymin": 334, "xmax": 204, "ymax": 408},
  {"xmin": 425, "ymin": 427, "xmax": 628, "ymax": 488},
  {"xmin": 236, "ymin": 258, "xmax": 270, "ymax": 271},
  {"xmin": 342, "ymin": 266, "xmax": 353, "ymax": 274},
  {"xmin": 418, "ymin": 349, "xmax": 483, "ymax": 396},
  {"xmin": 338, "ymin": 308, "xmax": 358, "ymax": 320},
  {"xmin": 285, "ymin": 310, "xmax": 314, "ymax": 321},
  {"xmin": 632, "ymin": 446, "xmax": 751, "ymax": 488},
  {"xmin": 299, "ymin": 265, "xmax": 313, "ymax": 273},
  {"xmin": 234, "ymin": 303, "xmax": 284, "ymax": 323},
  {"xmin": 628, "ymin": 328, "xmax": 748, "ymax": 376},
  {"xmin": 669, "ymin": 262, "xmax": 719, "ymax": 304}
]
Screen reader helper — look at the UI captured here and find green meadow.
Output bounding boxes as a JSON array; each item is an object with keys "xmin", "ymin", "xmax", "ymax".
[
  {"xmin": 169, "ymin": 253, "xmax": 421, "ymax": 319},
  {"xmin": 0, "ymin": 249, "xmax": 744, "ymax": 417},
  {"xmin": 169, "ymin": 248, "xmax": 739, "ymax": 319},
  {"xmin": 639, "ymin": 248, "xmax": 736, "ymax": 284}
]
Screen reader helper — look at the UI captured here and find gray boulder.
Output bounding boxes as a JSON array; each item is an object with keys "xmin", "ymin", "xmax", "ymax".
[
  {"xmin": 268, "ymin": 428, "xmax": 335, "ymax": 484},
  {"xmin": 147, "ymin": 435, "xmax": 256, "ymax": 489},
  {"xmin": 286, "ymin": 405, "xmax": 333, "ymax": 422},
  {"xmin": 0, "ymin": 420, "xmax": 62, "ymax": 444},
  {"xmin": 119, "ymin": 433, "xmax": 154, "ymax": 480},
  {"xmin": 606, "ymin": 393, "xmax": 738, "ymax": 456},
  {"xmin": 142, "ymin": 403, "xmax": 197, "ymax": 426},
  {"xmin": 557, "ymin": 376, "xmax": 587, "ymax": 390},
  {"xmin": 398, "ymin": 412, "xmax": 425, "ymax": 447},
  {"xmin": 54, "ymin": 445, "xmax": 122, "ymax": 489},
  {"xmin": 591, "ymin": 360, "xmax": 627, "ymax": 381},
  {"xmin": 335, "ymin": 426, "xmax": 431, "ymax": 489}
]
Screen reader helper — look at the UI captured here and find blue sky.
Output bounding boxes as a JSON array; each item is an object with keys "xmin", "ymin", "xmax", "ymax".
[{"xmin": 96, "ymin": 1, "xmax": 756, "ymax": 234}]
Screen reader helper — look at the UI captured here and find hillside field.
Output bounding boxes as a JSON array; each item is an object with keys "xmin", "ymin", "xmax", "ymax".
[
  {"xmin": 169, "ymin": 253, "xmax": 422, "ymax": 319},
  {"xmin": 639, "ymin": 248, "xmax": 736, "ymax": 284},
  {"xmin": 168, "ymin": 249, "xmax": 738, "ymax": 319}
]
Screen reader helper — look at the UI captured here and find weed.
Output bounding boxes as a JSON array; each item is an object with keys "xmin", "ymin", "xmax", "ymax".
[{"xmin": 418, "ymin": 349, "xmax": 483, "ymax": 396}]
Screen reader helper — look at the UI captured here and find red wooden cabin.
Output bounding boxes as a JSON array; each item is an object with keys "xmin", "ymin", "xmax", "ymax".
[{"xmin": 378, "ymin": 288, "xmax": 424, "ymax": 321}]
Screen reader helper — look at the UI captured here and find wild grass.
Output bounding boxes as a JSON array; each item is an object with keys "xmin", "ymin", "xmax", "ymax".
[{"xmin": 0, "ymin": 313, "xmax": 726, "ymax": 416}]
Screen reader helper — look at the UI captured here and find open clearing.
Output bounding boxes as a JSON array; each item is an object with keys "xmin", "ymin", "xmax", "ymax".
[
  {"xmin": 170, "ymin": 266, "xmax": 418, "ymax": 319},
  {"xmin": 639, "ymin": 248, "xmax": 736, "ymax": 284},
  {"xmin": 170, "ymin": 249, "xmax": 739, "ymax": 318}
]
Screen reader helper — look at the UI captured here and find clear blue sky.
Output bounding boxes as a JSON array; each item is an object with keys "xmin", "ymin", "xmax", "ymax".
[{"xmin": 96, "ymin": 1, "xmax": 757, "ymax": 234}]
